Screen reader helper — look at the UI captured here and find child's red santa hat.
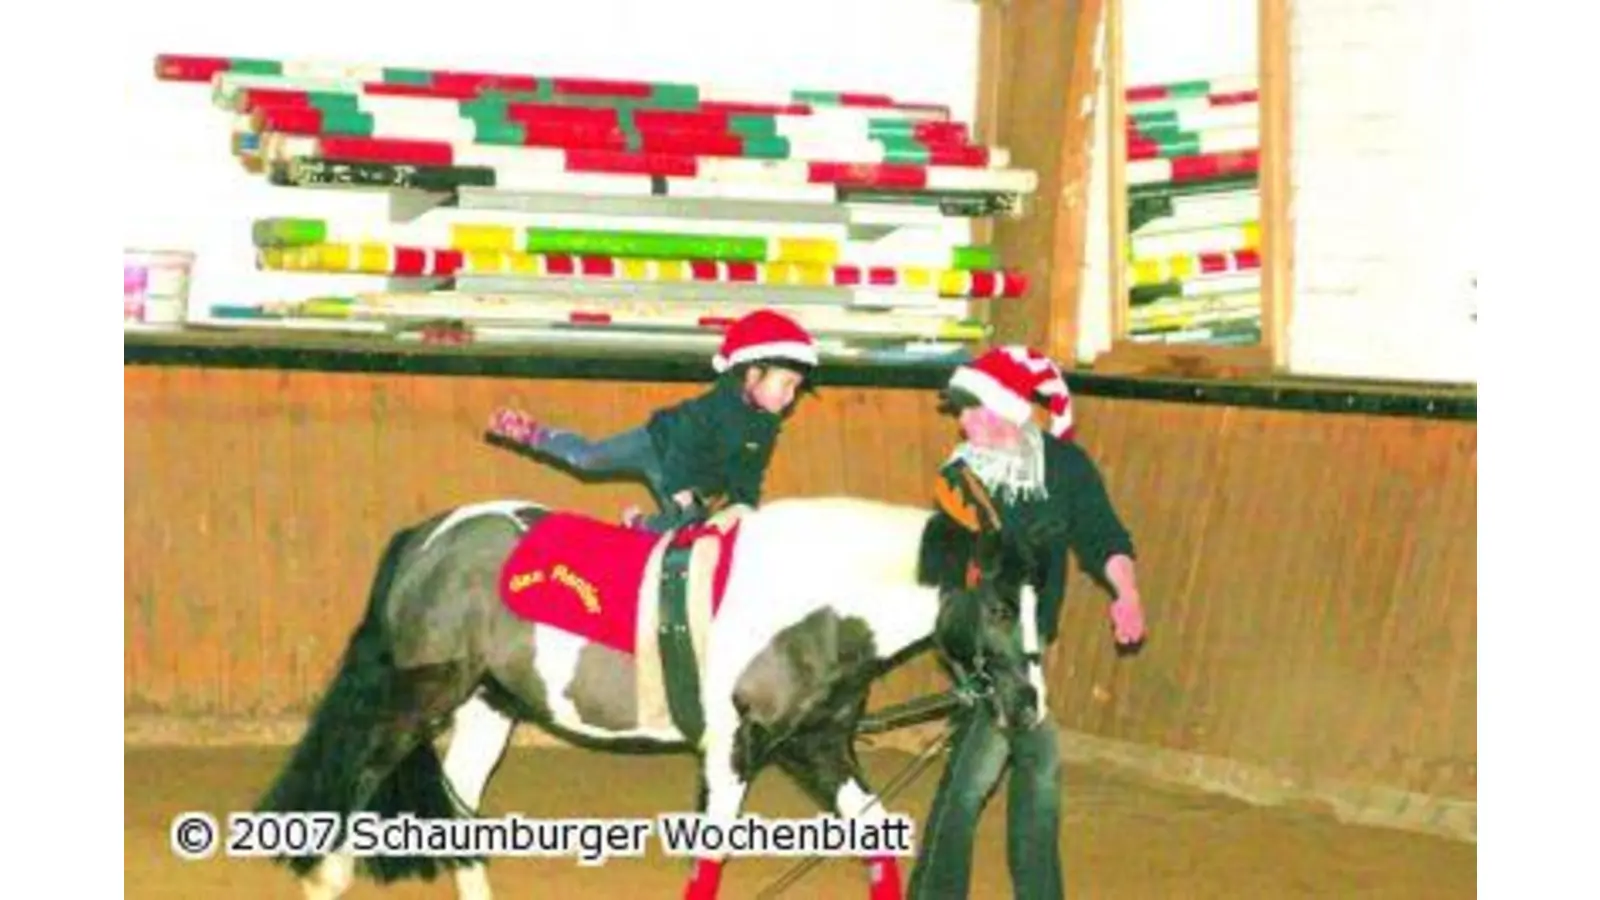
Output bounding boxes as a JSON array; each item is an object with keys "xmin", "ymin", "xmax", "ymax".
[
  {"xmin": 712, "ymin": 309, "xmax": 819, "ymax": 373},
  {"xmin": 945, "ymin": 345, "xmax": 1076, "ymax": 441}
]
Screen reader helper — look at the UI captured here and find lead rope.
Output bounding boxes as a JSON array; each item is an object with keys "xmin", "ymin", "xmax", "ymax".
[{"xmin": 751, "ymin": 720, "xmax": 958, "ymax": 899}]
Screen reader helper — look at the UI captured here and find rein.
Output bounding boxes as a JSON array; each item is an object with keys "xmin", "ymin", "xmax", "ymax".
[
  {"xmin": 752, "ymin": 718, "xmax": 958, "ymax": 899},
  {"xmin": 856, "ymin": 689, "xmax": 968, "ymax": 736},
  {"xmin": 752, "ymin": 681, "xmax": 1002, "ymax": 897}
]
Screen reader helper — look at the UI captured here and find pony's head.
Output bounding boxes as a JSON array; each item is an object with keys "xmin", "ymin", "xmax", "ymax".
[
  {"xmin": 936, "ymin": 535, "xmax": 1041, "ymax": 733},
  {"xmin": 925, "ymin": 463, "xmax": 1046, "ymax": 733}
]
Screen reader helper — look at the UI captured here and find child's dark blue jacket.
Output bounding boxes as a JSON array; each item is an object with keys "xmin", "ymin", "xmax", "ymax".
[{"xmin": 645, "ymin": 375, "xmax": 780, "ymax": 510}]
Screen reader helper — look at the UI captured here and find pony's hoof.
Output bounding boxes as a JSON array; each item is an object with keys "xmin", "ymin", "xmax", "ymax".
[
  {"xmin": 455, "ymin": 861, "xmax": 493, "ymax": 899},
  {"xmin": 300, "ymin": 851, "xmax": 354, "ymax": 899}
]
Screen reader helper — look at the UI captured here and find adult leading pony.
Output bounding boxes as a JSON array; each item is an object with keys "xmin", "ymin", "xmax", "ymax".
[{"xmin": 256, "ymin": 493, "xmax": 1044, "ymax": 900}]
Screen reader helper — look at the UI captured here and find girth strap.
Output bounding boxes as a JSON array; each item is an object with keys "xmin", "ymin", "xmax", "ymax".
[{"xmin": 657, "ymin": 543, "xmax": 705, "ymax": 746}]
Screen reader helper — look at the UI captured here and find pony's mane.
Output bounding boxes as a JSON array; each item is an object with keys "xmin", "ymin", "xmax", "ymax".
[
  {"xmin": 915, "ymin": 513, "xmax": 978, "ymax": 590},
  {"xmin": 912, "ymin": 512, "xmax": 1037, "ymax": 598}
]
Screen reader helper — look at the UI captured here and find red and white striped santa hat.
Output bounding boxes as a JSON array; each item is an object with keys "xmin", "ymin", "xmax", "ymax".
[
  {"xmin": 945, "ymin": 345, "xmax": 1076, "ymax": 441},
  {"xmin": 712, "ymin": 309, "xmax": 819, "ymax": 373}
]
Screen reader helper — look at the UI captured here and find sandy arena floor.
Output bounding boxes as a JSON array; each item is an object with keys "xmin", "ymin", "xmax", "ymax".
[{"xmin": 126, "ymin": 746, "xmax": 1474, "ymax": 898}]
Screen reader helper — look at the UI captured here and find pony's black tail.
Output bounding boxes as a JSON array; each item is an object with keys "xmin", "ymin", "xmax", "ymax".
[{"xmin": 256, "ymin": 524, "xmax": 479, "ymax": 883}]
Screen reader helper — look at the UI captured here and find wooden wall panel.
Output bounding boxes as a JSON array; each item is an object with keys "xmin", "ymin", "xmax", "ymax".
[
  {"xmin": 125, "ymin": 367, "xmax": 1474, "ymax": 803},
  {"xmin": 1050, "ymin": 402, "xmax": 1477, "ymax": 802}
]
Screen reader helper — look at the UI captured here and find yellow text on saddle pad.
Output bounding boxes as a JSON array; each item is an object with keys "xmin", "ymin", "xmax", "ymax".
[{"xmin": 508, "ymin": 565, "xmax": 603, "ymax": 614}]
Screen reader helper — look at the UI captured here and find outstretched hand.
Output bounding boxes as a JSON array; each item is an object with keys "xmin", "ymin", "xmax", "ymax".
[
  {"xmin": 1109, "ymin": 595, "xmax": 1146, "ymax": 648},
  {"xmin": 488, "ymin": 408, "xmax": 537, "ymax": 445}
]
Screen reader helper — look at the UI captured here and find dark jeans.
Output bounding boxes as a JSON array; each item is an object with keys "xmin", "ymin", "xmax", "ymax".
[
  {"xmin": 533, "ymin": 426, "xmax": 702, "ymax": 531},
  {"xmin": 907, "ymin": 704, "xmax": 1064, "ymax": 900}
]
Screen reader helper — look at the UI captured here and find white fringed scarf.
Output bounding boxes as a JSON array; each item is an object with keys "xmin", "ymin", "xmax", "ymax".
[{"xmin": 947, "ymin": 423, "xmax": 1049, "ymax": 504}]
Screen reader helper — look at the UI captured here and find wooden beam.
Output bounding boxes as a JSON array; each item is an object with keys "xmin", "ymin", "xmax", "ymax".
[
  {"xmin": 1089, "ymin": 342, "xmax": 1274, "ymax": 378},
  {"xmin": 1104, "ymin": 0, "xmax": 1129, "ymax": 347},
  {"xmin": 986, "ymin": 0, "xmax": 1084, "ymax": 351},
  {"xmin": 1258, "ymin": 0, "xmax": 1294, "ymax": 368},
  {"xmin": 1043, "ymin": 0, "xmax": 1109, "ymax": 365}
]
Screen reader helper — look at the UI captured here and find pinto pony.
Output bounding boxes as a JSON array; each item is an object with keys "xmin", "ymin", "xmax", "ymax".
[{"xmin": 256, "ymin": 494, "xmax": 1043, "ymax": 900}]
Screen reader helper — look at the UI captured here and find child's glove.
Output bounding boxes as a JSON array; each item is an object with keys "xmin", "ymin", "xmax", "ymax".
[{"xmin": 488, "ymin": 408, "xmax": 539, "ymax": 445}]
